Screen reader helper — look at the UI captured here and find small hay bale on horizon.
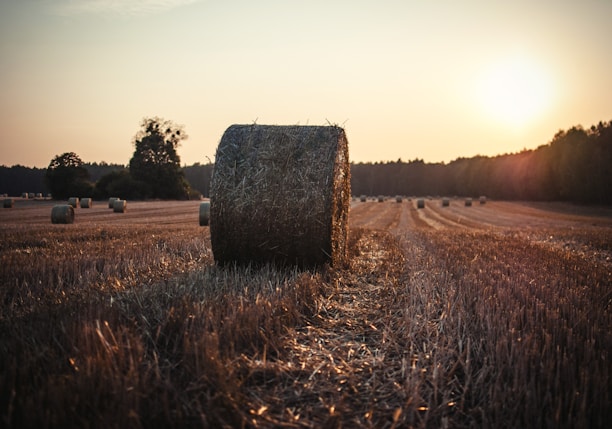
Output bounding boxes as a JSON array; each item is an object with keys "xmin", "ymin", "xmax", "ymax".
[
  {"xmin": 113, "ymin": 199, "xmax": 127, "ymax": 213},
  {"xmin": 3, "ymin": 198, "xmax": 14, "ymax": 208},
  {"xmin": 396, "ymin": 195, "xmax": 403, "ymax": 203},
  {"xmin": 51, "ymin": 205, "xmax": 75, "ymax": 224},
  {"xmin": 80, "ymin": 198, "xmax": 93, "ymax": 208},
  {"xmin": 465, "ymin": 198, "xmax": 473, "ymax": 207},
  {"xmin": 210, "ymin": 124, "xmax": 350, "ymax": 268},
  {"xmin": 108, "ymin": 197, "xmax": 119, "ymax": 208},
  {"xmin": 199, "ymin": 201, "xmax": 210, "ymax": 226},
  {"xmin": 360, "ymin": 195, "xmax": 367, "ymax": 202},
  {"xmin": 67, "ymin": 197, "xmax": 79, "ymax": 208},
  {"xmin": 442, "ymin": 197, "xmax": 450, "ymax": 207},
  {"xmin": 417, "ymin": 198, "xmax": 425, "ymax": 209},
  {"xmin": 479, "ymin": 195, "xmax": 487, "ymax": 204}
]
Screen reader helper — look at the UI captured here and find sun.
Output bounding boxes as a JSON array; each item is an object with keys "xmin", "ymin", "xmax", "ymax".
[{"xmin": 476, "ymin": 57, "xmax": 554, "ymax": 129}]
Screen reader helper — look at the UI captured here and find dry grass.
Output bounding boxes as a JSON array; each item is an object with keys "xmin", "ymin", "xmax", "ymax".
[{"xmin": 0, "ymin": 214, "xmax": 609, "ymax": 428}]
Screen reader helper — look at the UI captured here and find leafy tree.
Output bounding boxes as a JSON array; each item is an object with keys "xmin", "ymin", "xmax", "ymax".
[
  {"xmin": 129, "ymin": 117, "xmax": 190, "ymax": 199},
  {"xmin": 45, "ymin": 152, "xmax": 93, "ymax": 199},
  {"xmin": 93, "ymin": 169, "xmax": 149, "ymax": 200}
]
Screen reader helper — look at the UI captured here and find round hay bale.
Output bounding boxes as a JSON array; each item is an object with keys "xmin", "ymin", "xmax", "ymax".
[
  {"xmin": 378, "ymin": 195, "xmax": 385, "ymax": 203},
  {"xmin": 465, "ymin": 198, "xmax": 473, "ymax": 207},
  {"xmin": 21, "ymin": 193, "xmax": 28, "ymax": 199},
  {"xmin": 360, "ymin": 195, "xmax": 367, "ymax": 202},
  {"xmin": 3, "ymin": 198, "xmax": 14, "ymax": 208},
  {"xmin": 199, "ymin": 201, "xmax": 210, "ymax": 226},
  {"xmin": 417, "ymin": 198, "xmax": 425, "ymax": 209},
  {"xmin": 51, "ymin": 205, "xmax": 75, "ymax": 224},
  {"xmin": 80, "ymin": 198, "xmax": 93, "ymax": 208},
  {"xmin": 210, "ymin": 124, "xmax": 350, "ymax": 267},
  {"xmin": 479, "ymin": 195, "xmax": 487, "ymax": 204},
  {"xmin": 67, "ymin": 197, "xmax": 79, "ymax": 208},
  {"xmin": 113, "ymin": 199, "xmax": 127, "ymax": 213},
  {"xmin": 395, "ymin": 195, "xmax": 403, "ymax": 203},
  {"xmin": 108, "ymin": 197, "xmax": 119, "ymax": 208},
  {"xmin": 442, "ymin": 197, "xmax": 450, "ymax": 207}
]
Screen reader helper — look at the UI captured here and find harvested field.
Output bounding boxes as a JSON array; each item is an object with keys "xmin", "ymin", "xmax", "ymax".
[{"xmin": 0, "ymin": 199, "xmax": 610, "ymax": 428}]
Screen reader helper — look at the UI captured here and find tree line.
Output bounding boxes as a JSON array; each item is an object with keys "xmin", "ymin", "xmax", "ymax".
[
  {"xmin": 352, "ymin": 120, "xmax": 612, "ymax": 204},
  {"xmin": 1, "ymin": 120, "xmax": 610, "ymax": 204}
]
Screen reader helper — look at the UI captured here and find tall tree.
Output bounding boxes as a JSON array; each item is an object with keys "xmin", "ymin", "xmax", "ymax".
[
  {"xmin": 45, "ymin": 152, "xmax": 93, "ymax": 199},
  {"xmin": 129, "ymin": 117, "xmax": 190, "ymax": 199}
]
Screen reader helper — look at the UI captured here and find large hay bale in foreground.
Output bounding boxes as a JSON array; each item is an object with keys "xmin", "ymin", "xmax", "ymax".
[
  {"xmin": 199, "ymin": 201, "xmax": 210, "ymax": 226},
  {"xmin": 3, "ymin": 198, "xmax": 14, "ymax": 208},
  {"xmin": 51, "ymin": 205, "xmax": 75, "ymax": 224},
  {"xmin": 113, "ymin": 199, "xmax": 127, "ymax": 213},
  {"xmin": 210, "ymin": 124, "xmax": 350, "ymax": 267},
  {"xmin": 67, "ymin": 197, "xmax": 79, "ymax": 208},
  {"xmin": 80, "ymin": 198, "xmax": 92, "ymax": 208}
]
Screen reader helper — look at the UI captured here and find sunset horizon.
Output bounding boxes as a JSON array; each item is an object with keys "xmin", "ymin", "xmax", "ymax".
[{"xmin": 1, "ymin": 0, "xmax": 611, "ymax": 168}]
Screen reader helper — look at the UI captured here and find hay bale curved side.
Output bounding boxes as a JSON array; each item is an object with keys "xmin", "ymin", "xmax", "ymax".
[
  {"xmin": 417, "ymin": 198, "xmax": 425, "ymax": 209},
  {"xmin": 113, "ymin": 199, "xmax": 127, "ymax": 213},
  {"xmin": 80, "ymin": 198, "xmax": 92, "ymax": 208},
  {"xmin": 465, "ymin": 198, "xmax": 473, "ymax": 207},
  {"xmin": 210, "ymin": 124, "xmax": 350, "ymax": 267},
  {"xmin": 199, "ymin": 201, "xmax": 210, "ymax": 226},
  {"xmin": 51, "ymin": 205, "xmax": 75, "ymax": 224},
  {"xmin": 3, "ymin": 198, "xmax": 14, "ymax": 208},
  {"xmin": 68, "ymin": 197, "xmax": 79, "ymax": 208},
  {"xmin": 108, "ymin": 197, "xmax": 119, "ymax": 208}
]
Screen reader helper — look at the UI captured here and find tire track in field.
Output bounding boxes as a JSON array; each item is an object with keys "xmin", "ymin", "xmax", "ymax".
[{"xmin": 350, "ymin": 201, "xmax": 402, "ymax": 231}]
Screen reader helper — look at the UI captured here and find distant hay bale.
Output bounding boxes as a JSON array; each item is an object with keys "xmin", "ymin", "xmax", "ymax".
[
  {"xmin": 417, "ymin": 198, "xmax": 425, "ymax": 209},
  {"xmin": 199, "ymin": 201, "xmax": 210, "ymax": 226},
  {"xmin": 21, "ymin": 193, "xmax": 28, "ymax": 199},
  {"xmin": 378, "ymin": 195, "xmax": 385, "ymax": 202},
  {"xmin": 479, "ymin": 195, "xmax": 487, "ymax": 204},
  {"xmin": 35, "ymin": 193, "xmax": 43, "ymax": 198},
  {"xmin": 442, "ymin": 198, "xmax": 450, "ymax": 207},
  {"xmin": 51, "ymin": 205, "xmax": 74, "ymax": 224},
  {"xmin": 465, "ymin": 198, "xmax": 473, "ymax": 207},
  {"xmin": 108, "ymin": 197, "xmax": 119, "ymax": 208},
  {"xmin": 113, "ymin": 199, "xmax": 127, "ymax": 213},
  {"xmin": 80, "ymin": 198, "xmax": 92, "ymax": 208},
  {"xmin": 360, "ymin": 195, "xmax": 367, "ymax": 202},
  {"xmin": 3, "ymin": 198, "xmax": 14, "ymax": 208},
  {"xmin": 67, "ymin": 197, "xmax": 79, "ymax": 208},
  {"xmin": 396, "ymin": 195, "xmax": 403, "ymax": 203},
  {"xmin": 210, "ymin": 124, "xmax": 350, "ymax": 267}
]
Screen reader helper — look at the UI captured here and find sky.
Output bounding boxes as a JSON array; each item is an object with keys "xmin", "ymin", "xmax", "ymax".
[{"xmin": 1, "ymin": 0, "xmax": 611, "ymax": 168}]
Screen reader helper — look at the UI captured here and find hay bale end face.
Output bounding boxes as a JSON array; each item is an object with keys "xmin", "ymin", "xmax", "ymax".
[
  {"xmin": 67, "ymin": 197, "xmax": 79, "ymax": 208},
  {"xmin": 113, "ymin": 199, "xmax": 127, "ymax": 213},
  {"xmin": 80, "ymin": 198, "xmax": 92, "ymax": 208},
  {"xmin": 417, "ymin": 198, "xmax": 425, "ymax": 209},
  {"xmin": 199, "ymin": 201, "xmax": 210, "ymax": 226},
  {"xmin": 3, "ymin": 198, "xmax": 14, "ymax": 208},
  {"xmin": 51, "ymin": 205, "xmax": 75, "ymax": 224},
  {"xmin": 210, "ymin": 124, "xmax": 350, "ymax": 268}
]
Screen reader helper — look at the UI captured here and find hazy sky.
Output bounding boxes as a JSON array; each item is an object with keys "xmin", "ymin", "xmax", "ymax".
[{"xmin": 1, "ymin": 0, "xmax": 611, "ymax": 168}]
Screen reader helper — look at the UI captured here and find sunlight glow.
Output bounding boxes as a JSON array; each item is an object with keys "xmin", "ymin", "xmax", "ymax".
[{"xmin": 477, "ymin": 57, "xmax": 554, "ymax": 129}]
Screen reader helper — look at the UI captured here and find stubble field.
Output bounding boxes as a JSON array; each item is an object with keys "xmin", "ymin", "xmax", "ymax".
[{"xmin": 1, "ymin": 198, "xmax": 611, "ymax": 428}]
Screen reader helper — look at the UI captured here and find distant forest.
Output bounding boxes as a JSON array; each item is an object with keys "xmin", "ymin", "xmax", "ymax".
[{"xmin": 1, "ymin": 120, "xmax": 611, "ymax": 204}]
